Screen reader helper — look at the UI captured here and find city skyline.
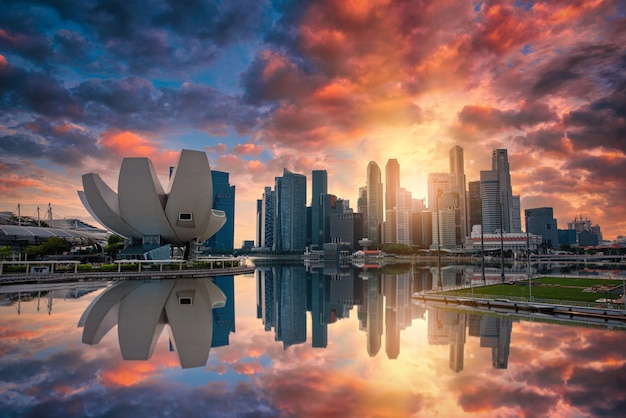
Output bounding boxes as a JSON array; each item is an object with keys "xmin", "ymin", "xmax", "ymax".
[{"xmin": 1, "ymin": 1, "xmax": 625, "ymax": 246}]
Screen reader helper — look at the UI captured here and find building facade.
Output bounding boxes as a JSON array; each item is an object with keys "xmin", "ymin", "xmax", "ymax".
[
  {"xmin": 449, "ymin": 145, "xmax": 468, "ymax": 240},
  {"xmin": 205, "ymin": 171, "xmax": 235, "ymax": 252},
  {"xmin": 367, "ymin": 161, "xmax": 383, "ymax": 244},
  {"xmin": 311, "ymin": 170, "xmax": 328, "ymax": 248},
  {"xmin": 274, "ymin": 169, "xmax": 307, "ymax": 252},
  {"xmin": 525, "ymin": 207, "xmax": 558, "ymax": 248}
]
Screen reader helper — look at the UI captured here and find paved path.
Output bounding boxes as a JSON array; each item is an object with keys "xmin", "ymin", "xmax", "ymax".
[{"xmin": 0, "ymin": 266, "xmax": 256, "ymax": 285}]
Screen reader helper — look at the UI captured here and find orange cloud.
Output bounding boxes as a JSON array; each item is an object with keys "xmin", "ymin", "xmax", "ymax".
[
  {"xmin": 99, "ymin": 361, "xmax": 161, "ymax": 387},
  {"xmin": 231, "ymin": 361, "xmax": 264, "ymax": 375},
  {"xmin": 97, "ymin": 130, "xmax": 179, "ymax": 175},
  {"xmin": 206, "ymin": 142, "xmax": 227, "ymax": 154},
  {"xmin": 99, "ymin": 130, "xmax": 160, "ymax": 158},
  {"xmin": 232, "ymin": 143, "xmax": 263, "ymax": 156}
]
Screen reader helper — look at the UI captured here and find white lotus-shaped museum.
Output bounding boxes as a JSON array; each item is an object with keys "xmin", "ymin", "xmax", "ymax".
[{"xmin": 78, "ymin": 149, "xmax": 226, "ymax": 251}]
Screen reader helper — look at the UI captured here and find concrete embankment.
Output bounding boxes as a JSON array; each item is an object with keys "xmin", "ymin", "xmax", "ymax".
[
  {"xmin": 0, "ymin": 266, "xmax": 256, "ymax": 285},
  {"xmin": 412, "ymin": 293, "xmax": 626, "ymax": 326}
]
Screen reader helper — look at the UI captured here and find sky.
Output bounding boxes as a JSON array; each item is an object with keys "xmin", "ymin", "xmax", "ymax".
[{"xmin": 1, "ymin": 0, "xmax": 625, "ymax": 246}]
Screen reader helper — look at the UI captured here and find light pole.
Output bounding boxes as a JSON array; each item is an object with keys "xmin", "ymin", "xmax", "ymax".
[
  {"xmin": 525, "ymin": 210, "xmax": 532, "ymax": 301},
  {"xmin": 499, "ymin": 199, "xmax": 505, "ymax": 283},
  {"xmin": 436, "ymin": 188, "xmax": 443, "ymax": 290},
  {"xmin": 480, "ymin": 198, "xmax": 485, "ymax": 284}
]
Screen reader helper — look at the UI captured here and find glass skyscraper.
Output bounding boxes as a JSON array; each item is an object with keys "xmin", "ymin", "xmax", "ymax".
[
  {"xmin": 274, "ymin": 169, "xmax": 307, "ymax": 251},
  {"xmin": 205, "ymin": 170, "xmax": 235, "ymax": 252},
  {"xmin": 367, "ymin": 161, "xmax": 383, "ymax": 244}
]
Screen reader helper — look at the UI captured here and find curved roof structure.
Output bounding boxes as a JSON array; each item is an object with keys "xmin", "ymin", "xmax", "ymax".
[
  {"xmin": 0, "ymin": 225, "xmax": 107, "ymax": 245},
  {"xmin": 78, "ymin": 149, "xmax": 226, "ymax": 246}
]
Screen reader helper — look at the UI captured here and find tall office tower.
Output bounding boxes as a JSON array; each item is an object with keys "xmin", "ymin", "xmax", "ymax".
[
  {"xmin": 525, "ymin": 207, "xmax": 558, "ymax": 247},
  {"xmin": 366, "ymin": 161, "xmax": 383, "ymax": 244},
  {"xmin": 256, "ymin": 199, "xmax": 262, "ymax": 247},
  {"xmin": 427, "ymin": 173, "xmax": 450, "ymax": 211},
  {"xmin": 385, "ymin": 159, "xmax": 400, "ymax": 242},
  {"xmin": 395, "ymin": 188, "xmax": 412, "ymax": 245},
  {"xmin": 480, "ymin": 170, "xmax": 501, "ymax": 234},
  {"xmin": 357, "ymin": 186, "xmax": 368, "ymax": 239},
  {"xmin": 205, "ymin": 171, "xmax": 235, "ymax": 252},
  {"xmin": 274, "ymin": 169, "xmax": 307, "ymax": 252},
  {"xmin": 311, "ymin": 170, "xmax": 328, "ymax": 248},
  {"xmin": 491, "ymin": 149, "xmax": 521, "ymax": 233},
  {"xmin": 449, "ymin": 146, "xmax": 468, "ymax": 239},
  {"xmin": 468, "ymin": 181, "xmax": 482, "ymax": 231},
  {"xmin": 260, "ymin": 186, "xmax": 275, "ymax": 249},
  {"xmin": 385, "ymin": 159, "xmax": 400, "ymax": 213}
]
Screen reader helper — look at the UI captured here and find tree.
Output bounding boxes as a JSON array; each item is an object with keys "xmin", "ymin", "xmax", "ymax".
[
  {"xmin": 105, "ymin": 235, "xmax": 125, "ymax": 260},
  {"xmin": 0, "ymin": 245, "xmax": 13, "ymax": 260},
  {"xmin": 41, "ymin": 237, "xmax": 72, "ymax": 255}
]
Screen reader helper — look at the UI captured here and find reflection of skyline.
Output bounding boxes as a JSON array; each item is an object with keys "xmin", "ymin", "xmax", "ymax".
[
  {"xmin": 77, "ymin": 277, "xmax": 235, "ymax": 369},
  {"xmin": 427, "ymin": 306, "xmax": 514, "ymax": 372},
  {"xmin": 256, "ymin": 265, "xmax": 426, "ymax": 358},
  {"xmin": 254, "ymin": 264, "xmax": 524, "ymax": 368}
]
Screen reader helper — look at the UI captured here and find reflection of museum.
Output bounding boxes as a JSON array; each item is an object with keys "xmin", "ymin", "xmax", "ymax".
[{"xmin": 78, "ymin": 277, "xmax": 235, "ymax": 369}]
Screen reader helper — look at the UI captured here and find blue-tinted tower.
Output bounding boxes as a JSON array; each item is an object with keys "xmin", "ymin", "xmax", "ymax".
[{"xmin": 205, "ymin": 171, "xmax": 235, "ymax": 252}]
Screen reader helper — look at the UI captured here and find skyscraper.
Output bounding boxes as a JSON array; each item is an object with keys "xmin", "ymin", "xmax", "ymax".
[
  {"xmin": 480, "ymin": 149, "xmax": 521, "ymax": 234},
  {"xmin": 449, "ymin": 146, "xmax": 468, "ymax": 239},
  {"xmin": 480, "ymin": 170, "xmax": 500, "ymax": 234},
  {"xmin": 274, "ymin": 169, "xmax": 307, "ymax": 251},
  {"xmin": 468, "ymin": 181, "xmax": 482, "ymax": 231},
  {"xmin": 366, "ymin": 161, "xmax": 383, "ymax": 244},
  {"xmin": 427, "ymin": 173, "xmax": 449, "ymax": 211},
  {"xmin": 395, "ymin": 188, "xmax": 412, "ymax": 245},
  {"xmin": 256, "ymin": 199, "xmax": 262, "ymax": 247},
  {"xmin": 205, "ymin": 171, "xmax": 235, "ymax": 252},
  {"xmin": 357, "ymin": 186, "xmax": 368, "ymax": 239},
  {"xmin": 385, "ymin": 159, "xmax": 400, "ymax": 243},
  {"xmin": 260, "ymin": 186, "xmax": 275, "ymax": 249},
  {"xmin": 311, "ymin": 170, "xmax": 328, "ymax": 248}
]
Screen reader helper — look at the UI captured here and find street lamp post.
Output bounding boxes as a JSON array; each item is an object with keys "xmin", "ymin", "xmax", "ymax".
[
  {"xmin": 525, "ymin": 210, "xmax": 532, "ymax": 301},
  {"xmin": 500, "ymin": 200, "xmax": 505, "ymax": 283},
  {"xmin": 436, "ymin": 188, "xmax": 443, "ymax": 290},
  {"xmin": 480, "ymin": 198, "xmax": 485, "ymax": 284}
]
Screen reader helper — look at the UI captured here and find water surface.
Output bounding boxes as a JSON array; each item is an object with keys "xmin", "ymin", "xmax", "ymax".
[{"xmin": 1, "ymin": 264, "xmax": 625, "ymax": 417}]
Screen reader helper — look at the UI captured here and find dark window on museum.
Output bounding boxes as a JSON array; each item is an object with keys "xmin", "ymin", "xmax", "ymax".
[
  {"xmin": 179, "ymin": 212, "xmax": 192, "ymax": 221},
  {"xmin": 179, "ymin": 297, "xmax": 192, "ymax": 305}
]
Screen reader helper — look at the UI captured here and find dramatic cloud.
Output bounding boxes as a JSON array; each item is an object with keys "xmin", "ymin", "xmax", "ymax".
[{"xmin": 0, "ymin": 0, "xmax": 625, "ymax": 244}]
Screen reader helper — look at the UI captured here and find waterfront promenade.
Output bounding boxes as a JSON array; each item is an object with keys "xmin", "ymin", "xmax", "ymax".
[{"xmin": 0, "ymin": 264, "xmax": 255, "ymax": 285}]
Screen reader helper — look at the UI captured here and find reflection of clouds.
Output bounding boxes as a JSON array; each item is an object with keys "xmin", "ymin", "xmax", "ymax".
[{"xmin": 4, "ymin": 273, "xmax": 626, "ymax": 416}]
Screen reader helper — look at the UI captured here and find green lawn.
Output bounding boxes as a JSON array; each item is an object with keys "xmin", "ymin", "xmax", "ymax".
[{"xmin": 451, "ymin": 277, "xmax": 624, "ymax": 303}]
